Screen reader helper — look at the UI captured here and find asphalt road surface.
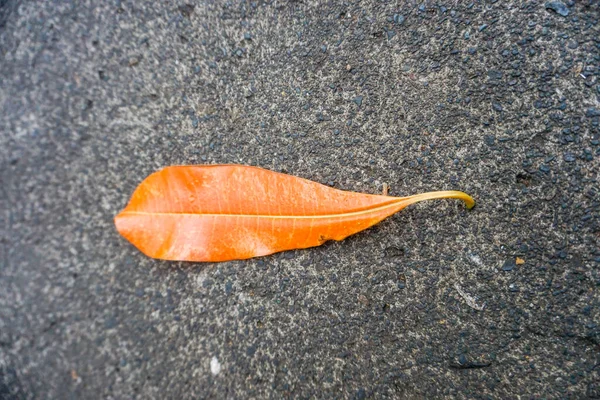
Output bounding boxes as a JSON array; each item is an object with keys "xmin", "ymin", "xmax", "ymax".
[{"xmin": 1, "ymin": 0, "xmax": 599, "ymax": 398}]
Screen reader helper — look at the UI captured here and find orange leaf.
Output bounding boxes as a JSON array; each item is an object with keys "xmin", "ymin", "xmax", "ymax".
[{"xmin": 114, "ymin": 165, "xmax": 475, "ymax": 262}]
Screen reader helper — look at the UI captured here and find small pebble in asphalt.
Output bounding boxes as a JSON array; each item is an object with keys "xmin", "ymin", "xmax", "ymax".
[
  {"xmin": 503, "ymin": 259, "xmax": 516, "ymax": 271},
  {"xmin": 545, "ymin": 1, "xmax": 570, "ymax": 16}
]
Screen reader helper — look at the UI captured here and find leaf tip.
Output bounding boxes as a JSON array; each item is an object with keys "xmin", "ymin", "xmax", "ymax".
[{"xmin": 114, "ymin": 211, "xmax": 125, "ymax": 233}]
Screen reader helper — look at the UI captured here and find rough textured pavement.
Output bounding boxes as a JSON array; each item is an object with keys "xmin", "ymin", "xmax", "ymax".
[{"xmin": 1, "ymin": 0, "xmax": 599, "ymax": 398}]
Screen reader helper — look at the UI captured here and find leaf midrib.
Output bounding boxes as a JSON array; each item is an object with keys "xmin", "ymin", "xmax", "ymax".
[{"xmin": 121, "ymin": 199, "xmax": 407, "ymax": 220}]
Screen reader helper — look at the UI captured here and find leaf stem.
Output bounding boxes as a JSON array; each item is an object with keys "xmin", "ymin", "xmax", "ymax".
[{"xmin": 397, "ymin": 191, "xmax": 475, "ymax": 209}]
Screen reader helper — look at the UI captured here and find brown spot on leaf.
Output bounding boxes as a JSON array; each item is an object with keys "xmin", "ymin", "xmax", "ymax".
[{"xmin": 318, "ymin": 234, "xmax": 330, "ymax": 244}]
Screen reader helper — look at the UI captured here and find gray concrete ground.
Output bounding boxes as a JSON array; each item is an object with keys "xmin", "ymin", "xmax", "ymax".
[{"xmin": 1, "ymin": 0, "xmax": 599, "ymax": 398}]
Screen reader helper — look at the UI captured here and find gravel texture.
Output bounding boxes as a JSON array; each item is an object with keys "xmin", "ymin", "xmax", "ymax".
[{"xmin": 1, "ymin": 0, "xmax": 599, "ymax": 398}]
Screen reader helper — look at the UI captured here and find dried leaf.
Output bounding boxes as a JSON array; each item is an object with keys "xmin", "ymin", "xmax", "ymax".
[{"xmin": 115, "ymin": 165, "xmax": 475, "ymax": 262}]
